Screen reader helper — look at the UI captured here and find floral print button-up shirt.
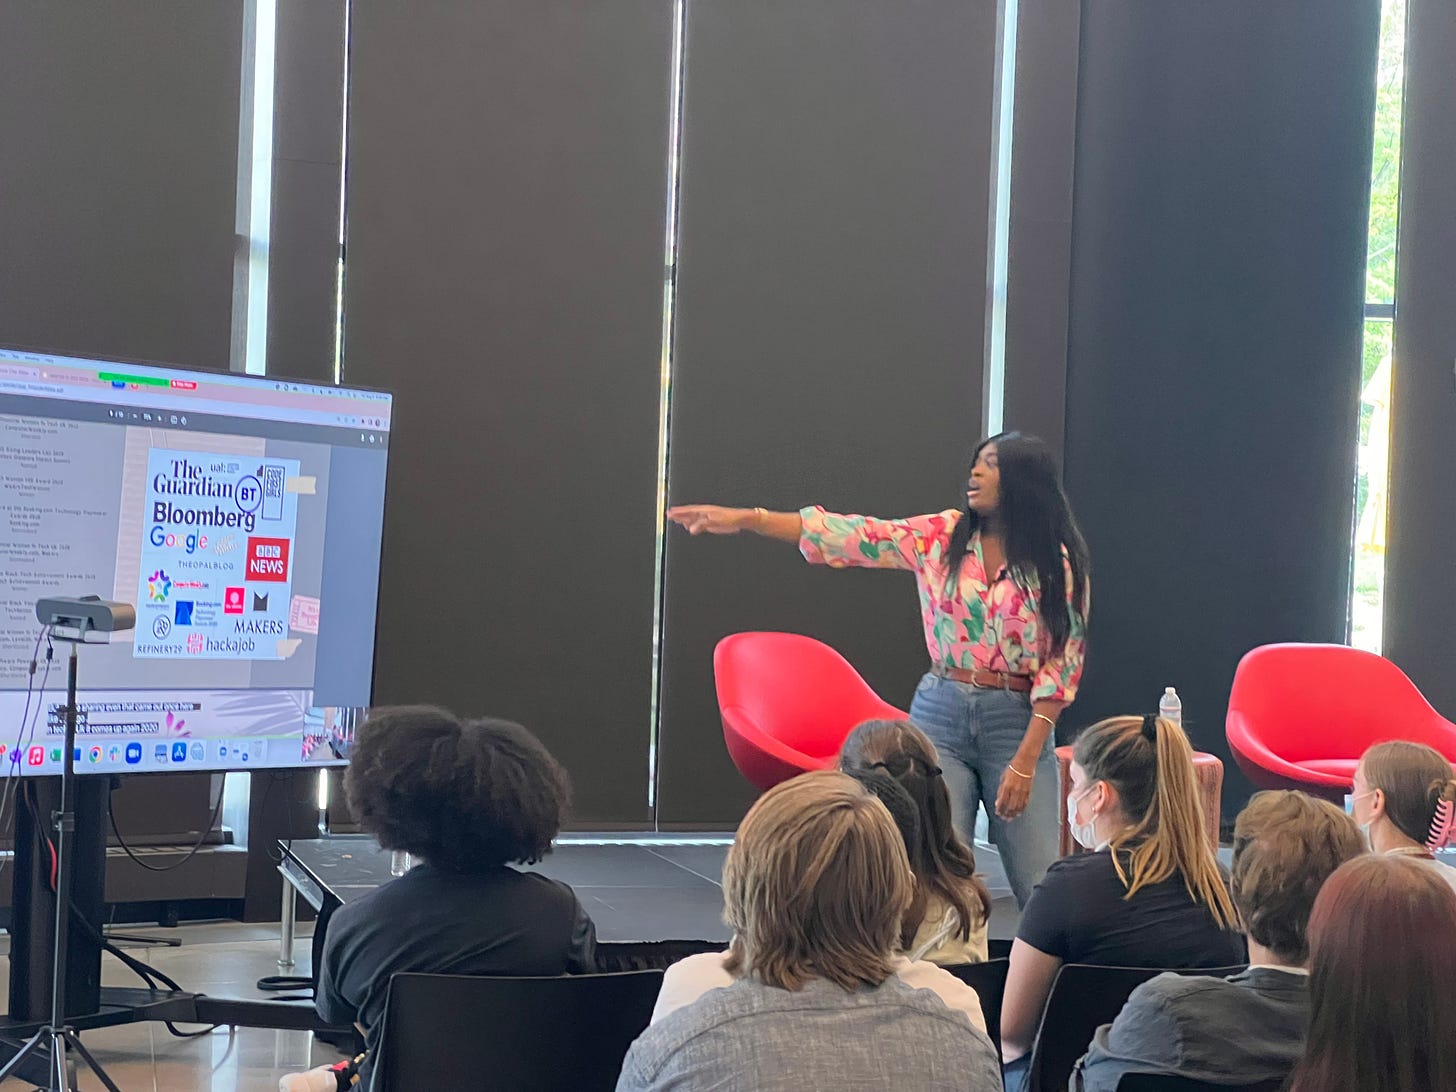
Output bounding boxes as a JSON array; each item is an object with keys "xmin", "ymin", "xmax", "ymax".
[{"xmin": 799, "ymin": 506, "xmax": 1088, "ymax": 704}]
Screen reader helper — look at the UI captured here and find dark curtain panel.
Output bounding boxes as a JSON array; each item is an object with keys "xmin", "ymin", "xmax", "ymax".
[
  {"xmin": 0, "ymin": 1, "xmax": 244, "ymax": 367},
  {"xmin": 657, "ymin": 0, "xmax": 997, "ymax": 827},
  {"xmin": 1063, "ymin": 0, "xmax": 1380, "ymax": 816},
  {"xmin": 343, "ymin": 0, "xmax": 674, "ymax": 825},
  {"xmin": 1384, "ymin": 0, "xmax": 1456, "ymax": 715},
  {"xmin": 1002, "ymin": 0, "xmax": 1081, "ymax": 463}
]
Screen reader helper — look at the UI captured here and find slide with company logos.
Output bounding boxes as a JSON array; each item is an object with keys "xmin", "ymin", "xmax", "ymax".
[
  {"xmin": 0, "ymin": 419, "xmax": 329, "ymax": 689},
  {"xmin": 0, "ymin": 400, "xmax": 385, "ymax": 774},
  {"xmin": 133, "ymin": 447, "xmax": 305, "ymax": 662}
]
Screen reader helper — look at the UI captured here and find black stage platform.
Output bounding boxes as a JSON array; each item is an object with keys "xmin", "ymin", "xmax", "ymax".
[{"xmin": 278, "ymin": 833, "xmax": 1023, "ymax": 966}]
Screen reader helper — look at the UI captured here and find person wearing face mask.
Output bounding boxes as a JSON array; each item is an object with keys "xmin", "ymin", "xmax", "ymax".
[
  {"xmin": 667, "ymin": 432, "xmax": 1092, "ymax": 910},
  {"xmin": 1348, "ymin": 740, "xmax": 1456, "ymax": 893},
  {"xmin": 998, "ymin": 715, "xmax": 1244, "ymax": 1088}
]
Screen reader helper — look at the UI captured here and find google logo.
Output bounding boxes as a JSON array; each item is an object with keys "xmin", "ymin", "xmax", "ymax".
[{"xmin": 149, "ymin": 526, "xmax": 209, "ymax": 553}]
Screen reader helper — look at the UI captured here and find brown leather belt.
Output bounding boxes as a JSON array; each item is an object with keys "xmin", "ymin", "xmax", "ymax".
[{"xmin": 933, "ymin": 665, "xmax": 1033, "ymax": 692}]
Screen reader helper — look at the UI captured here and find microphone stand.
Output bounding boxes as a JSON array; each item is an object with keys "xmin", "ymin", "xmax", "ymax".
[{"xmin": 0, "ymin": 637, "xmax": 122, "ymax": 1091}]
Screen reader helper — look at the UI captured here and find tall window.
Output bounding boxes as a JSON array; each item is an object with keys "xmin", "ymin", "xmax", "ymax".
[{"xmin": 1351, "ymin": 0, "xmax": 1406, "ymax": 653}]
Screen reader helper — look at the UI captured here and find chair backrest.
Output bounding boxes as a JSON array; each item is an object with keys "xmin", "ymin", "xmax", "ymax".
[
  {"xmin": 1117, "ymin": 1075, "xmax": 1284, "ymax": 1092},
  {"xmin": 1027, "ymin": 963, "xmax": 1247, "ymax": 1092},
  {"xmin": 372, "ymin": 970, "xmax": 663, "ymax": 1092},
  {"xmin": 944, "ymin": 958, "xmax": 1009, "ymax": 1055},
  {"xmin": 714, "ymin": 632, "xmax": 902, "ymax": 759},
  {"xmin": 594, "ymin": 939, "xmax": 727, "ymax": 973},
  {"xmin": 1228, "ymin": 643, "xmax": 1449, "ymax": 761}
]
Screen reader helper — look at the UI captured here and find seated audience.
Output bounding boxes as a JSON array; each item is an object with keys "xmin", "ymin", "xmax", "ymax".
[
  {"xmin": 840, "ymin": 719, "xmax": 992, "ymax": 963},
  {"xmin": 1349, "ymin": 739, "xmax": 1456, "ymax": 891},
  {"xmin": 1072, "ymin": 790, "xmax": 1364, "ymax": 1091},
  {"xmin": 620, "ymin": 771, "xmax": 1001, "ymax": 1091},
  {"xmin": 999, "ymin": 715, "xmax": 1243, "ymax": 1084},
  {"xmin": 1287, "ymin": 854, "xmax": 1456, "ymax": 1092},
  {"xmin": 293, "ymin": 707, "xmax": 595, "ymax": 1091}
]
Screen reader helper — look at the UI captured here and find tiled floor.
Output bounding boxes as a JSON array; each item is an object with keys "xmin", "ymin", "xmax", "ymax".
[
  {"xmin": 0, "ymin": 839, "xmax": 1018, "ymax": 1089},
  {"xmin": 0, "ymin": 923, "xmax": 341, "ymax": 1091}
]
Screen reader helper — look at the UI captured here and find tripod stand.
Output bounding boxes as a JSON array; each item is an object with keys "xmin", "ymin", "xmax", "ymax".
[{"xmin": 0, "ymin": 639, "xmax": 122, "ymax": 1092}]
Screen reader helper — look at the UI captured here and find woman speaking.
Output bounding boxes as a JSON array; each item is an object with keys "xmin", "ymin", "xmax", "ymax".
[{"xmin": 667, "ymin": 431, "xmax": 1090, "ymax": 907}]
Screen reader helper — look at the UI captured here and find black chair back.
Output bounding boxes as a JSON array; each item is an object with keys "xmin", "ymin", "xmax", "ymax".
[
  {"xmin": 372, "ymin": 970, "xmax": 663, "ymax": 1091},
  {"xmin": 944, "ymin": 958, "xmax": 1010, "ymax": 1055},
  {"xmin": 987, "ymin": 937, "xmax": 1013, "ymax": 961},
  {"xmin": 1118, "ymin": 1075, "xmax": 1285, "ymax": 1092},
  {"xmin": 1028, "ymin": 963, "xmax": 1247, "ymax": 1092},
  {"xmin": 594, "ymin": 939, "xmax": 727, "ymax": 973}
]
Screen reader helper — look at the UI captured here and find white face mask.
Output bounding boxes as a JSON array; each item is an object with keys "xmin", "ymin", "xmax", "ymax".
[
  {"xmin": 1347, "ymin": 789, "xmax": 1377, "ymax": 846},
  {"xmin": 1067, "ymin": 786, "xmax": 1100, "ymax": 850}
]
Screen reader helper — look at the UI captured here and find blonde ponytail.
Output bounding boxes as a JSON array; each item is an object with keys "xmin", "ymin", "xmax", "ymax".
[{"xmin": 1073, "ymin": 715, "xmax": 1236, "ymax": 930}]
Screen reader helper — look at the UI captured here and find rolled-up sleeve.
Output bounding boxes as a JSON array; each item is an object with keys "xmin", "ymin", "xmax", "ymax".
[
  {"xmin": 798, "ymin": 506, "xmax": 953, "ymax": 572},
  {"xmin": 1031, "ymin": 559, "xmax": 1089, "ymax": 704}
]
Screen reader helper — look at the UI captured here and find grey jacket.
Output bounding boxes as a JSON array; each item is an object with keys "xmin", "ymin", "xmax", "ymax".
[
  {"xmin": 1071, "ymin": 966, "xmax": 1309, "ymax": 1092},
  {"xmin": 617, "ymin": 974, "xmax": 1002, "ymax": 1091}
]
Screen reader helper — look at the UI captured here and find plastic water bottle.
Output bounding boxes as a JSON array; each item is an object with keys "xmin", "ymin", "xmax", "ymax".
[
  {"xmin": 1159, "ymin": 687, "xmax": 1182, "ymax": 727},
  {"xmin": 390, "ymin": 849, "xmax": 412, "ymax": 877}
]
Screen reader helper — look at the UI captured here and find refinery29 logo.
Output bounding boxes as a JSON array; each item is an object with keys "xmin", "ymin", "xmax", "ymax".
[{"xmin": 147, "ymin": 570, "xmax": 172, "ymax": 602}]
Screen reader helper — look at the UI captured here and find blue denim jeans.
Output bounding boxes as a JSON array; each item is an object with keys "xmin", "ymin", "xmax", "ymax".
[{"xmin": 908, "ymin": 672, "xmax": 1058, "ymax": 909}]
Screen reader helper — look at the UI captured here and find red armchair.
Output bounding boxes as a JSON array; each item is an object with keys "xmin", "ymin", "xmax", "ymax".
[
  {"xmin": 1226, "ymin": 643, "xmax": 1456, "ymax": 802},
  {"xmin": 713, "ymin": 632, "xmax": 908, "ymax": 791}
]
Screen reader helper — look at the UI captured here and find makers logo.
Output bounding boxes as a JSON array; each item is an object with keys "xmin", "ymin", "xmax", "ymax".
[{"xmin": 147, "ymin": 570, "xmax": 172, "ymax": 602}]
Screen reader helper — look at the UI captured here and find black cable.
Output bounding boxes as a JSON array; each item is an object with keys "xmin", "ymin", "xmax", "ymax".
[
  {"xmin": 106, "ymin": 780, "xmax": 227, "ymax": 872},
  {"xmin": 255, "ymin": 971, "xmax": 314, "ymax": 1000},
  {"xmin": 69, "ymin": 904, "xmax": 228, "ymax": 1038}
]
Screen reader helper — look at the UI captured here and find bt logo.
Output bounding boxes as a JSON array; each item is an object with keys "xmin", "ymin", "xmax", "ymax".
[{"xmin": 235, "ymin": 476, "xmax": 262, "ymax": 514}]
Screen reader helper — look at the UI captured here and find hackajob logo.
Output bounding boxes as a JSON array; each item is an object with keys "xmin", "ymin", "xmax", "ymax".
[{"xmin": 147, "ymin": 570, "xmax": 172, "ymax": 602}]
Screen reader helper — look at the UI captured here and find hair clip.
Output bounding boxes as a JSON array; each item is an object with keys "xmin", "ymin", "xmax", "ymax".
[
  {"xmin": 1141, "ymin": 714, "xmax": 1158, "ymax": 742},
  {"xmin": 1427, "ymin": 796, "xmax": 1456, "ymax": 852}
]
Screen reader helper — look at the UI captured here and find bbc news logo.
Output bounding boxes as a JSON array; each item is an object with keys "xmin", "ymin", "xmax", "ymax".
[{"xmin": 246, "ymin": 537, "xmax": 291, "ymax": 582}]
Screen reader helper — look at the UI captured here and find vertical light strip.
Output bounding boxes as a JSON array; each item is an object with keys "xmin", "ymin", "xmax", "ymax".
[
  {"xmin": 229, "ymin": 0, "xmax": 278, "ymax": 376},
  {"xmin": 1349, "ymin": 0, "xmax": 1407, "ymax": 653},
  {"xmin": 646, "ymin": 0, "xmax": 689, "ymax": 818},
  {"xmin": 982, "ymin": 0, "xmax": 1018, "ymax": 435},
  {"xmin": 333, "ymin": 0, "xmax": 353, "ymax": 385}
]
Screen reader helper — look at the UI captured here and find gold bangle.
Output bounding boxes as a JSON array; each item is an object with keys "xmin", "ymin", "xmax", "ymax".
[
  {"xmin": 1007, "ymin": 764, "xmax": 1034, "ymax": 780},
  {"xmin": 1032, "ymin": 712, "xmax": 1056, "ymax": 729}
]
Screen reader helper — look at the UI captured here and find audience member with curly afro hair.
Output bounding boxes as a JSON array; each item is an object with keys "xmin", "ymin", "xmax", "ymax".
[
  {"xmin": 346, "ymin": 705, "xmax": 571, "ymax": 871},
  {"xmin": 305, "ymin": 706, "xmax": 596, "ymax": 1091}
]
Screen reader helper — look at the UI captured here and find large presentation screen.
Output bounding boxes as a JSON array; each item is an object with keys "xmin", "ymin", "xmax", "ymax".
[{"xmin": 0, "ymin": 347, "xmax": 391, "ymax": 775}]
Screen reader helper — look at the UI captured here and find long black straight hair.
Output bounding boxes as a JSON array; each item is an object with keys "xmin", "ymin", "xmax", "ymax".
[{"xmin": 942, "ymin": 431, "xmax": 1090, "ymax": 655}]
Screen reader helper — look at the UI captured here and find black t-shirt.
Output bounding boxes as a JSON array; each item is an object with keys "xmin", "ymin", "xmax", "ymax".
[
  {"xmin": 1016, "ymin": 850, "xmax": 1245, "ymax": 968},
  {"xmin": 316, "ymin": 862, "xmax": 596, "ymax": 1069}
]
